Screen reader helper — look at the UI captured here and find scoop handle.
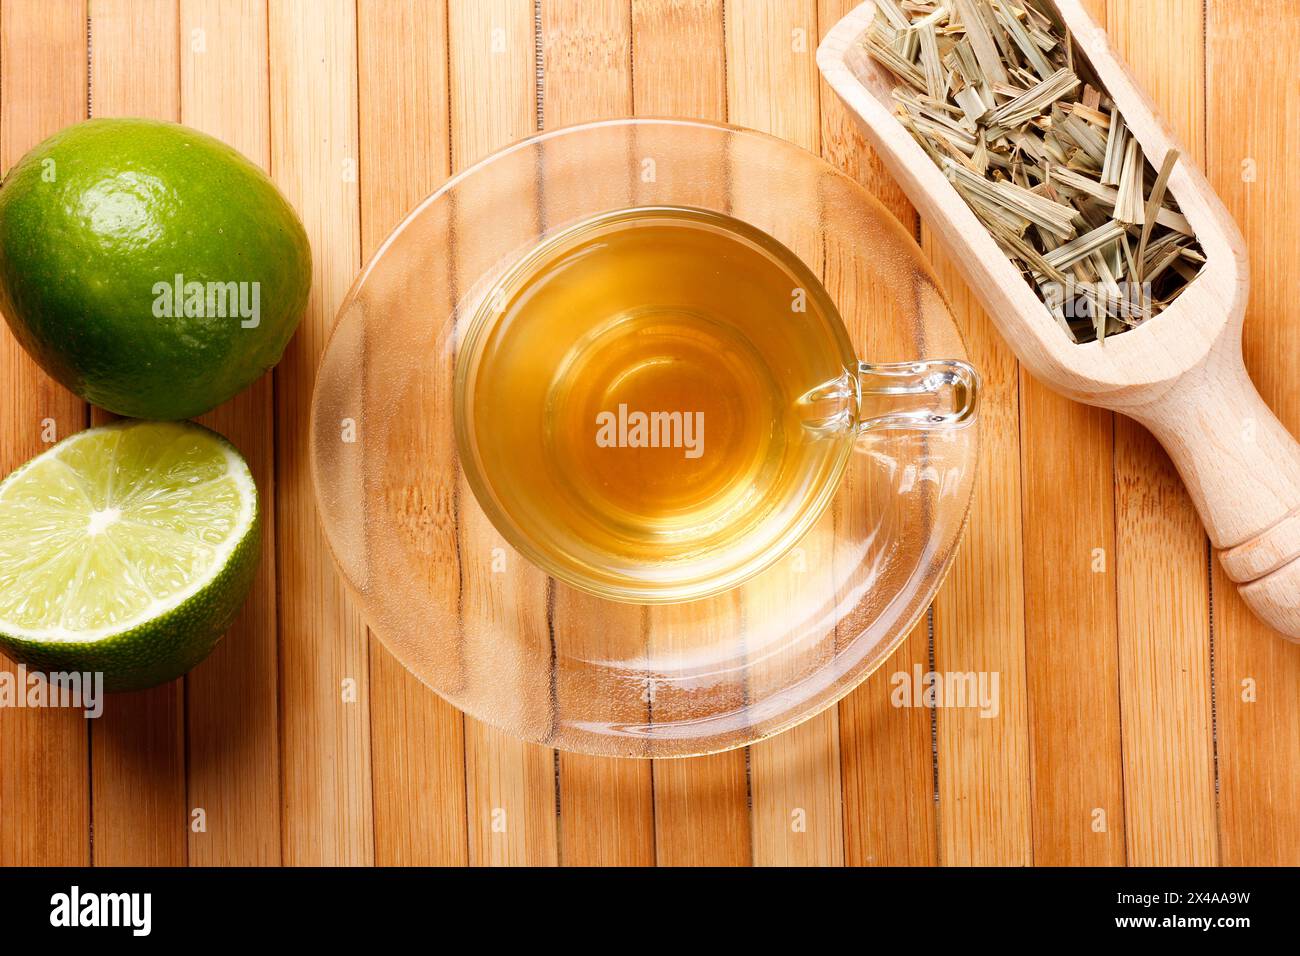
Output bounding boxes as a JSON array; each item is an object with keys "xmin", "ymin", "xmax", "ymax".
[{"xmin": 1134, "ymin": 349, "xmax": 1300, "ymax": 641}]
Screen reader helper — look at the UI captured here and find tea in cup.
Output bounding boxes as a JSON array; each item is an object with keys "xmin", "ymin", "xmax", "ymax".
[{"xmin": 455, "ymin": 205, "xmax": 976, "ymax": 603}]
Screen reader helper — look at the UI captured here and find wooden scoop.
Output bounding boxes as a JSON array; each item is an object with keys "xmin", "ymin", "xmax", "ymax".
[{"xmin": 818, "ymin": 0, "xmax": 1300, "ymax": 642}]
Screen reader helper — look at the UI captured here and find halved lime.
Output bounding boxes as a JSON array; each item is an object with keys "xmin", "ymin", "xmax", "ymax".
[{"xmin": 0, "ymin": 420, "xmax": 260, "ymax": 692}]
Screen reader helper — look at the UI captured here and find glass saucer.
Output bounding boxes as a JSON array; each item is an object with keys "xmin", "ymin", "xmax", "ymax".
[{"xmin": 310, "ymin": 118, "xmax": 978, "ymax": 757}]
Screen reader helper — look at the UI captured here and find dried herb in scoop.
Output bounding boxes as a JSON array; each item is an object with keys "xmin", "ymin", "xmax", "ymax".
[{"xmin": 864, "ymin": 0, "xmax": 1205, "ymax": 344}]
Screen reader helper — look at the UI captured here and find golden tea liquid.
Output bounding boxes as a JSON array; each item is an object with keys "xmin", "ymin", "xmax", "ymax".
[{"xmin": 456, "ymin": 206, "xmax": 855, "ymax": 602}]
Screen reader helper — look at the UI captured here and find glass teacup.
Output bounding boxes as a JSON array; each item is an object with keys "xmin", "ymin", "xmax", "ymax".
[{"xmin": 455, "ymin": 204, "xmax": 977, "ymax": 604}]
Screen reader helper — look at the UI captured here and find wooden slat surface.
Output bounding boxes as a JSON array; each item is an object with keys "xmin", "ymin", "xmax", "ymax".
[
  {"xmin": 86, "ymin": 0, "xmax": 188, "ymax": 869},
  {"xmin": 0, "ymin": 0, "xmax": 90, "ymax": 869},
  {"xmin": 357, "ymin": 0, "xmax": 468, "ymax": 868},
  {"xmin": 633, "ymin": 0, "xmax": 754, "ymax": 869},
  {"xmin": 268, "ymin": 0, "xmax": 372, "ymax": 866},
  {"xmin": 182, "ymin": 0, "xmax": 283, "ymax": 868},
  {"xmin": 817, "ymin": 0, "xmax": 938, "ymax": 868},
  {"xmin": 542, "ymin": 0, "xmax": 656, "ymax": 868},
  {"xmin": 1206, "ymin": 0, "xmax": 1300, "ymax": 866},
  {"xmin": 928, "ymin": 251, "xmax": 1033, "ymax": 866},
  {"xmin": 1107, "ymin": 0, "xmax": 1218, "ymax": 867},
  {"xmin": 450, "ymin": 0, "xmax": 557, "ymax": 868},
  {"xmin": 0, "ymin": 0, "xmax": 1296, "ymax": 868},
  {"xmin": 726, "ymin": 0, "xmax": 845, "ymax": 869},
  {"xmin": 1013, "ymin": 0, "xmax": 1126, "ymax": 870}
]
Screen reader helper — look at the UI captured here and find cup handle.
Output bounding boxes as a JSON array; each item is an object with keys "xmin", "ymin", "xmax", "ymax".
[
  {"xmin": 800, "ymin": 359, "xmax": 980, "ymax": 436},
  {"xmin": 855, "ymin": 359, "xmax": 980, "ymax": 432}
]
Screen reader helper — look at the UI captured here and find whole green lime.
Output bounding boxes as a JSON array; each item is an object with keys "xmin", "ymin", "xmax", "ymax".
[{"xmin": 0, "ymin": 118, "xmax": 311, "ymax": 419}]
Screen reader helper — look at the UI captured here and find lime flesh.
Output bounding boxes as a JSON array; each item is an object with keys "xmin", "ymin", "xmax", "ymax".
[{"xmin": 0, "ymin": 420, "xmax": 260, "ymax": 691}]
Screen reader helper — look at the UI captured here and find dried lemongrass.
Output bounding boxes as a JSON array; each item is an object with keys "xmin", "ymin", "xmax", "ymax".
[
  {"xmin": 986, "ymin": 68, "xmax": 1079, "ymax": 133},
  {"xmin": 1136, "ymin": 149, "xmax": 1180, "ymax": 270},
  {"xmin": 863, "ymin": 0, "xmax": 1205, "ymax": 344}
]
